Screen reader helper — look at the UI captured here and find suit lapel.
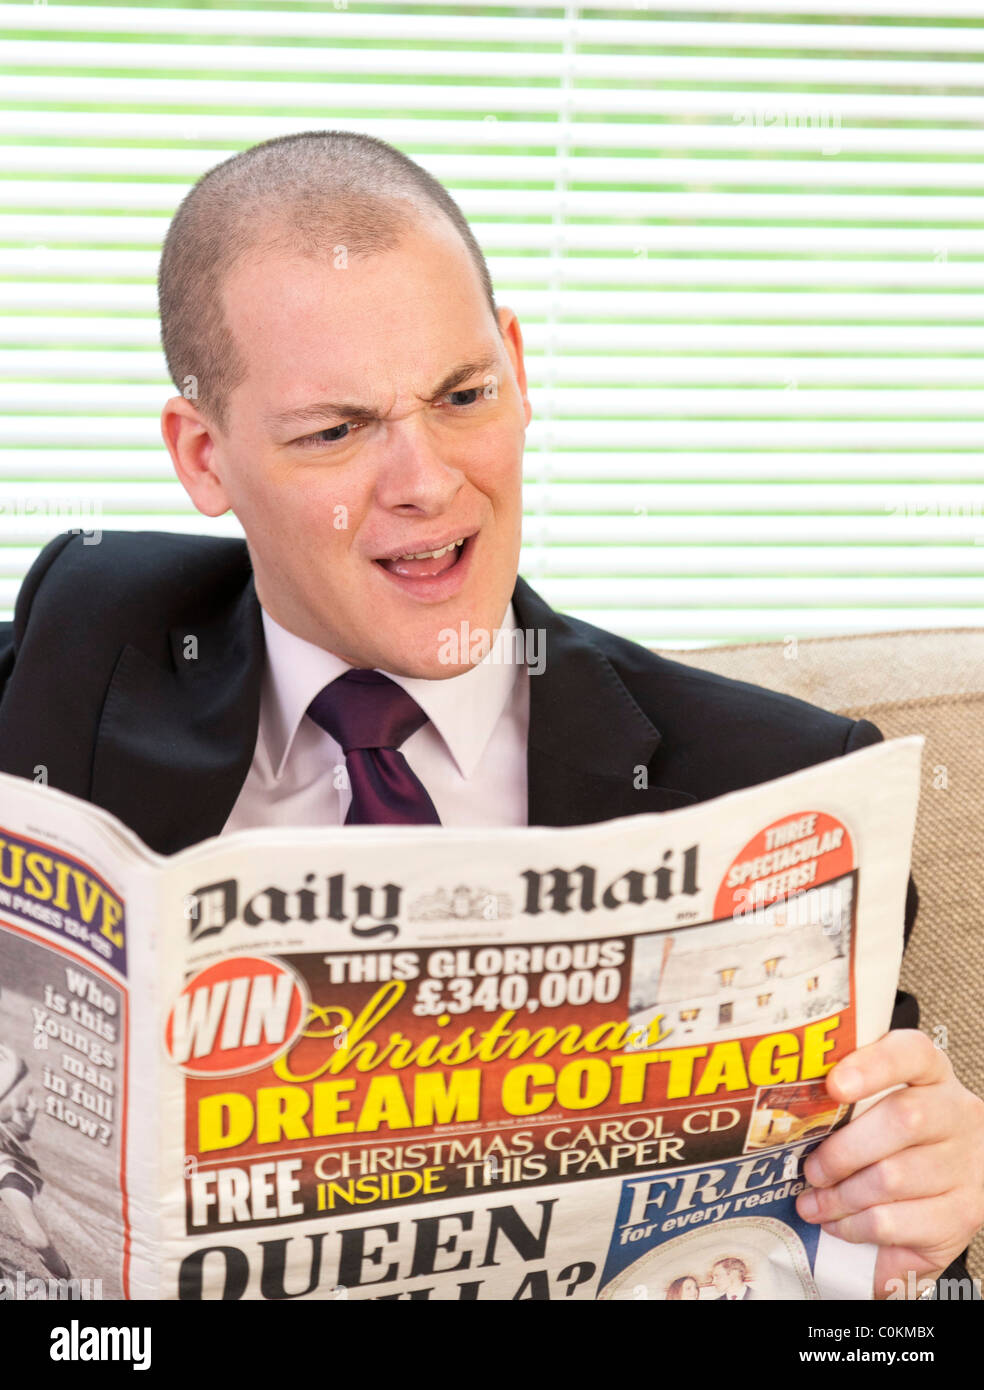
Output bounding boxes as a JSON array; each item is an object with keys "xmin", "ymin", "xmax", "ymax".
[
  {"xmin": 90, "ymin": 573, "xmax": 265, "ymax": 855},
  {"xmin": 511, "ymin": 577, "xmax": 696, "ymax": 826}
]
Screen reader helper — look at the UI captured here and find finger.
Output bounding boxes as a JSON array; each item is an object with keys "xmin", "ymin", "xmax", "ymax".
[
  {"xmin": 818, "ymin": 1193, "xmax": 967, "ymax": 1254},
  {"xmin": 797, "ymin": 1140, "xmax": 957, "ymax": 1224},
  {"xmin": 825, "ymin": 1029, "xmax": 950, "ymax": 1104},
  {"xmin": 803, "ymin": 1085, "xmax": 953, "ymax": 1188}
]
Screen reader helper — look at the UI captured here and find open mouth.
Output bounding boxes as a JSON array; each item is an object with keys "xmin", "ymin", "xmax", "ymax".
[
  {"xmin": 372, "ymin": 530, "xmax": 479, "ymax": 602},
  {"xmin": 375, "ymin": 533, "xmax": 471, "ymax": 580}
]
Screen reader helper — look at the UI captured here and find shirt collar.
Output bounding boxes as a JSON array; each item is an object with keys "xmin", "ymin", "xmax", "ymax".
[{"xmin": 260, "ymin": 603, "xmax": 524, "ymax": 782}]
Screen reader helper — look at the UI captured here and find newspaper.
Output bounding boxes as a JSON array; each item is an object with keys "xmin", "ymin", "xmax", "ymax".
[{"xmin": 0, "ymin": 735, "xmax": 922, "ymax": 1302}]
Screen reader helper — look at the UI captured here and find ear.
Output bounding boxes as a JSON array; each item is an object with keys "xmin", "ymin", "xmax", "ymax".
[
  {"xmin": 496, "ymin": 305, "xmax": 532, "ymax": 428},
  {"xmin": 160, "ymin": 395, "xmax": 233, "ymax": 518}
]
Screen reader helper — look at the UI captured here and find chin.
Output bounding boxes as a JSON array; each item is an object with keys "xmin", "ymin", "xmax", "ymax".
[{"xmin": 385, "ymin": 645, "xmax": 482, "ymax": 681}]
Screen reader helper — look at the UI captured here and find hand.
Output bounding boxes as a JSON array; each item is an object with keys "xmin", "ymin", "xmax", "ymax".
[{"xmin": 794, "ymin": 1029, "xmax": 984, "ymax": 1298}]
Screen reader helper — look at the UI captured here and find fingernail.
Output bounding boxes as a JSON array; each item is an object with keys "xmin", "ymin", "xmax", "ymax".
[
  {"xmin": 834, "ymin": 1065, "xmax": 862, "ymax": 1097},
  {"xmin": 798, "ymin": 1189, "xmax": 820, "ymax": 1221},
  {"xmin": 803, "ymin": 1152, "xmax": 825, "ymax": 1186}
]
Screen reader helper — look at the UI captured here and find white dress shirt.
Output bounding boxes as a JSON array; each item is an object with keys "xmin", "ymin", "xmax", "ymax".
[{"xmin": 221, "ymin": 603, "xmax": 530, "ymax": 833}]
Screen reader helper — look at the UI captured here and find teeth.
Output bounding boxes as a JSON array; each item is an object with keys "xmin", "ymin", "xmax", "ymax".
[{"xmin": 395, "ymin": 537, "xmax": 465, "ymax": 561}]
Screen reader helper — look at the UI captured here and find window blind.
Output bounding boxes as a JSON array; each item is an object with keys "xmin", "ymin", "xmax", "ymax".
[{"xmin": 1, "ymin": 1, "xmax": 981, "ymax": 646}]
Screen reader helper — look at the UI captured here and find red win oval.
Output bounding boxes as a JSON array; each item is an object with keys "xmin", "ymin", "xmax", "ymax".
[{"xmin": 164, "ymin": 955, "xmax": 308, "ymax": 1078}]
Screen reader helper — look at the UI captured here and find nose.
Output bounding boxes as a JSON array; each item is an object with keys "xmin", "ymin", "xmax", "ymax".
[{"xmin": 371, "ymin": 413, "xmax": 466, "ymax": 515}]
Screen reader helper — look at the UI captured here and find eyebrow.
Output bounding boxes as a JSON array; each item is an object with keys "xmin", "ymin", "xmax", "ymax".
[{"xmin": 263, "ymin": 351, "xmax": 501, "ymax": 433}]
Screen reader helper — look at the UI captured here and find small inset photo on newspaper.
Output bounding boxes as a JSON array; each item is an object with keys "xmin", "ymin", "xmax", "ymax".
[
  {"xmin": 0, "ymin": 926, "xmax": 125, "ymax": 1299},
  {"xmin": 625, "ymin": 872, "xmax": 856, "ymax": 1049},
  {"xmin": 745, "ymin": 1079, "xmax": 849, "ymax": 1152},
  {"xmin": 599, "ymin": 1212, "xmax": 821, "ymax": 1302}
]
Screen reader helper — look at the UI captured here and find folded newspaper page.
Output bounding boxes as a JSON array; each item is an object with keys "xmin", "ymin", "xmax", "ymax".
[{"xmin": 0, "ymin": 735, "xmax": 922, "ymax": 1301}]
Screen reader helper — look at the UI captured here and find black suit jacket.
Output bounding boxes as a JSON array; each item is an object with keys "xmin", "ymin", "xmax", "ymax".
[{"xmin": 1, "ymin": 530, "xmax": 973, "ymax": 1292}]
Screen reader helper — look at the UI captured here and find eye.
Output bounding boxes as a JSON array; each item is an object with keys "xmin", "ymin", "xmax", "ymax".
[
  {"xmin": 445, "ymin": 386, "xmax": 482, "ymax": 407},
  {"xmin": 295, "ymin": 421, "xmax": 365, "ymax": 448}
]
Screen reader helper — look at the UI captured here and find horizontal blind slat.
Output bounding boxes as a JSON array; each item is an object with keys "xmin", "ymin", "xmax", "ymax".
[
  {"xmin": 6, "ymin": 41, "xmax": 984, "ymax": 86},
  {"xmin": 1, "ymin": 6, "xmax": 980, "ymax": 45},
  {"xmin": 8, "ymin": 382, "xmax": 984, "ymax": 419},
  {"xmin": 7, "ymin": 250, "xmax": 984, "ymax": 291},
  {"xmin": 6, "ymin": 113, "xmax": 984, "ymax": 157},
  {"xmin": 1, "ymin": 514, "xmax": 980, "ymax": 547},
  {"xmin": 4, "ymin": 75, "xmax": 983, "ymax": 118},
  {"xmin": 1, "ymin": 479, "xmax": 980, "ymax": 513},
  {"xmin": 8, "ymin": 151, "xmax": 984, "ymax": 191},
  {"xmin": 5, "ymin": 316, "xmax": 982, "ymax": 356},
  {"xmin": 2, "ymin": 417, "xmax": 981, "ymax": 450},
  {"xmin": 5, "ymin": 351, "xmax": 984, "ymax": 387},
  {"xmin": 2, "ymin": 450, "xmax": 982, "ymax": 483}
]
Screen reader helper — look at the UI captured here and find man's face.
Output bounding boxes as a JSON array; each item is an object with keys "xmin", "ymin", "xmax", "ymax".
[
  {"xmin": 168, "ymin": 215, "xmax": 531, "ymax": 677},
  {"xmin": 710, "ymin": 1263, "xmax": 731, "ymax": 1293}
]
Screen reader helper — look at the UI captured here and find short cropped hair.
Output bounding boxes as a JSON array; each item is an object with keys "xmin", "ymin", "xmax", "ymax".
[{"xmin": 157, "ymin": 130, "xmax": 499, "ymax": 433}]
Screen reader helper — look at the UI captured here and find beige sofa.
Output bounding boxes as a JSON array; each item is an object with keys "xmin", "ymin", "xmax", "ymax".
[{"xmin": 666, "ymin": 628, "xmax": 984, "ymax": 1281}]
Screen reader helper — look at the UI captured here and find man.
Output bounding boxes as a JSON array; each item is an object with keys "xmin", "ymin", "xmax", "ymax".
[
  {"xmin": 0, "ymin": 132, "xmax": 980, "ymax": 1299},
  {"xmin": 711, "ymin": 1258, "xmax": 755, "ymax": 1301}
]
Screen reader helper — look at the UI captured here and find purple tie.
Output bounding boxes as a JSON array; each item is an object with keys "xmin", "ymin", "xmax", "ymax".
[{"xmin": 306, "ymin": 669, "xmax": 441, "ymax": 825}]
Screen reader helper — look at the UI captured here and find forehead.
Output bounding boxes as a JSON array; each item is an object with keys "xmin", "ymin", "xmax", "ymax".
[{"xmin": 221, "ymin": 217, "xmax": 494, "ymax": 403}]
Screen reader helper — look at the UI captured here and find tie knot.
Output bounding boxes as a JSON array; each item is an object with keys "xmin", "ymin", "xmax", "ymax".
[{"xmin": 306, "ymin": 669, "xmax": 429, "ymax": 753}]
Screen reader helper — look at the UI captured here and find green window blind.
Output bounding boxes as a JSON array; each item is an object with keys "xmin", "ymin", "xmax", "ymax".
[{"xmin": 1, "ymin": 0, "xmax": 981, "ymax": 646}]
